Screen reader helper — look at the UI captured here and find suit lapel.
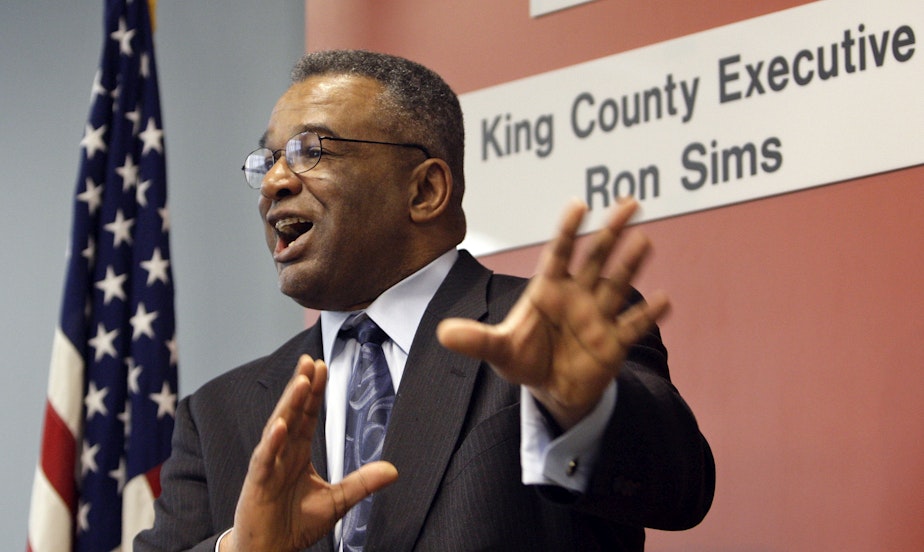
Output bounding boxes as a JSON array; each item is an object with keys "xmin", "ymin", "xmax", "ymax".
[
  {"xmin": 254, "ymin": 327, "xmax": 327, "ymax": 464},
  {"xmin": 367, "ymin": 252, "xmax": 493, "ymax": 551}
]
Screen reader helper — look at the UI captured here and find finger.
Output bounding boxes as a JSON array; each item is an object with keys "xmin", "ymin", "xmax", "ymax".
[
  {"xmin": 277, "ymin": 355, "xmax": 321, "ymax": 432},
  {"xmin": 261, "ymin": 370, "xmax": 311, "ymax": 443},
  {"xmin": 270, "ymin": 354, "xmax": 319, "ymax": 419},
  {"xmin": 332, "ymin": 461, "xmax": 399, "ymax": 519},
  {"xmin": 575, "ymin": 198, "xmax": 639, "ymax": 288},
  {"xmin": 612, "ymin": 291, "xmax": 671, "ymax": 353},
  {"xmin": 248, "ymin": 416, "xmax": 289, "ymax": 486},
  {"xmin": 304, "ymin": 357, "xmax": 328, "ymax": 418},
  {"xmin": 436, "ymin": 318, "xmax": 511, "ymax": 366},
  {"xmin": 596, "ymin": 231, "xmax": 652, "ymax": 320},
  {"xmin": 254, "ymin": 356, "xmax": 322, "ymax": 473},
  {"xmin": 276, "ymin": 357, "xmax": 327, "ymax": 466},
  {"xmin": 298, "ymin": 358, "xmax": 328, "ymax": 439},
  {"xmin": 537, "ymin": 200, "xmax": 587, "ymax": 279}
]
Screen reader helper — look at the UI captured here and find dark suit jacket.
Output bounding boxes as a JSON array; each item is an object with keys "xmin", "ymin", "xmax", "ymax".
[{"xmin": 135, "ymin": 251, "xmax": 714, "ymax": 551}]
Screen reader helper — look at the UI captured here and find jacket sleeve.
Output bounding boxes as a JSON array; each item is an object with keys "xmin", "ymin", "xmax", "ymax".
[
  {"xmin": 134, "ymin": 335, "xmax": 314, "ymax": 551},
  {"xmin": 133, "ymin": 396, "xmax": 228, "ymax": 552},
  {"xmin": 488, "ymin": 273, "xmax": 716, "ymax": 531},
  {"xmin": 577, "ymin": 317, "xmax": 716, "ymax": 531}
]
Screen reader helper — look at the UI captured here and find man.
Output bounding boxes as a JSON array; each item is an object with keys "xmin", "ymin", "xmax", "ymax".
[{"xmin": 136, "ymin": 50, "xmax": 714, "ymax": 552}]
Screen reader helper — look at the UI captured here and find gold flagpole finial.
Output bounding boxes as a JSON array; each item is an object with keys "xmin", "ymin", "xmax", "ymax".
[{"xmin": 147, "ymin": 0, "xmax": 157, "ymax": 32}]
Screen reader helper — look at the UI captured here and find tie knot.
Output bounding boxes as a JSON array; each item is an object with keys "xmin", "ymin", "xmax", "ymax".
[{"xmin": 340, "ymin": 316, "xmax": 388, "ymax": 346}]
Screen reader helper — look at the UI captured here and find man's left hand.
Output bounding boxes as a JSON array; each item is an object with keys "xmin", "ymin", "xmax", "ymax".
[{"xmin": 437, "ymin": 199, "xmax": 669, "ymax": 431}]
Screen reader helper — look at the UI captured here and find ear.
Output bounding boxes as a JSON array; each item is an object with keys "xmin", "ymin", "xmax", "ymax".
[{"xmin": 408, "ymin": 158, "xmax": 453, "ymax": 223}]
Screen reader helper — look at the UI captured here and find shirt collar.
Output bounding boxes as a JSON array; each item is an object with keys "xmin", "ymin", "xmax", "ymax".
[{"xmin": 320, "ymin": 249, "xmax": 458, "ymax": 359}]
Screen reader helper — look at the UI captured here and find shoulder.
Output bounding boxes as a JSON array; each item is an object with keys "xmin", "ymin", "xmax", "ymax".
[
  {"xmin": 485, "ymin": 272, "xmax": 528, "ymax": 320},
  {"xmin": 187, "ymin": 327, "xmax": 319, "ymax": 407},
  {"xmin": 450, "ymin": 250, "xmax": 528, "ymax": 314}
]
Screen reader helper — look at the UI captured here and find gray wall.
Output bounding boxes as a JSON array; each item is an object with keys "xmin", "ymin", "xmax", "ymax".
[{"xmin": 1, "ymin": 2, "xmax": 306, "ymax": 547}]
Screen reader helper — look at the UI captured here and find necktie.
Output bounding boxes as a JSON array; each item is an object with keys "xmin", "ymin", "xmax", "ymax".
[{"xmin": 340, "ymin": 316, "xmax": 394, "ymax": 551}]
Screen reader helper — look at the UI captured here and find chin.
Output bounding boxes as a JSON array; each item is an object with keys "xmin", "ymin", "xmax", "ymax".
[{"xmin": 276, "ymin": 271, "xmax": 308, "ymax": 301}]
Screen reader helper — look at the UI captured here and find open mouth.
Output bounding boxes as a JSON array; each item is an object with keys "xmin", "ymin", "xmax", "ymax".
[{"xmin": 274, "ymin": 217, "xmax": 314, "ymax": 247}]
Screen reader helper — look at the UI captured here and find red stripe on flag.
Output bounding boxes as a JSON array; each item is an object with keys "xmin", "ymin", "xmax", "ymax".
[
  {"xmin": 145, "ymin": 464, "xmax": 163, "ymax": 498},
  {"xmin": 38, "ymin": 400, "xmax": 77, "ymax": 512}
]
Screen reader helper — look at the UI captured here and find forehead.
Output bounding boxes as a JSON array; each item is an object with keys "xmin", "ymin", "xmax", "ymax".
[{"xmin": 263, "ymin": 74, "xmax": 387, "ymax": 146}]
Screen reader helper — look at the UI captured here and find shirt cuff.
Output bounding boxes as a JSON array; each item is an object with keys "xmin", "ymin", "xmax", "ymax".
[
  {"xmin": 215, "ymin": 527, "xmax": 233, "ymax": 551},
  {"xmin": 520, "ymin": 379, "xmax": 617, "ymax": 493}
]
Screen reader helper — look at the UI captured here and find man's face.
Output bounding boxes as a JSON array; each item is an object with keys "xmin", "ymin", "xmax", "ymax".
[{"xmin": 257, "ymin": 75, "xmax": 420, "ymax": 311}]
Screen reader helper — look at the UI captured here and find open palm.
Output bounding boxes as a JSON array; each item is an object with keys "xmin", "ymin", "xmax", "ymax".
[{"xmin": 438, "ymin": 199, "xmax": 669, "ymax": 430}]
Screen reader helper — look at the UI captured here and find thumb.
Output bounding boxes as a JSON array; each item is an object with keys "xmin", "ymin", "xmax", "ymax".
[
  {"xmin": 436, "ymin": 318, "xmax": 509, "ymax": 363},
  {"xmin": 334, "ymin": 461, "xmax": 398, "ymax": 517}
]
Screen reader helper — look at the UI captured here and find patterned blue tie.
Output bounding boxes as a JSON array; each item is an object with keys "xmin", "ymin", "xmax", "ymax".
[{"xmin": 341, "ymin": 317, "xmax": 394, "ymax": 551}]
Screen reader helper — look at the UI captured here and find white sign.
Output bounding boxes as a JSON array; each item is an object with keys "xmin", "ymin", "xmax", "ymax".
[
  {"xmin": 460, "ymin": 0, "xmax": 923, "ymax": 255},
  {"xmin": 530, "ymin": 0, "xmax": 598, "ymax": 18}
]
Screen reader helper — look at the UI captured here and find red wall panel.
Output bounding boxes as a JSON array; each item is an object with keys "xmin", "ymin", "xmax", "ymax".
[{"xmin": 305, "ymin": 1, "xmax": 924, "ymax": 549}]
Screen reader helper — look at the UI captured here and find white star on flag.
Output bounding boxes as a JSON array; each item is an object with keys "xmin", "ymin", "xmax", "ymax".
[
  {"xmin": 109, "ymin": 458, "xmax": 127, "ymax": 494},
  {"xmin": 81, "ymin": 441, "xmax": 101, "ymax": 476},
  {"xmin": 116, "ymin": 154, "xmax": 139, "ymax": 189},
  {"xmin": 130, "ymin": 302, "xmax": 159, "ymax": 340},
  {"xmin": 118, "ymin": 402, "xmax": 132, "ymax": 438},
  {"xmin": 81, "ymin": 123, "xmax": 108, "ymax": 158},
  {"xmin": 104, "ymin": 209, "xmax": 135, "ymax": 247},
  {"xmin": 95, "ymin": 266, "xmax": 127, "ymax": 305},
  {"xmin": 77, "ymin": 177, "xmax": 104, "ymax": 215},
  {"xmin": 137, "ymin": 178, "xmax": 152, "ymax": 207},
  {"xmin": 125, "ymin": 106, "xmax": 142, "ymax": 134},
  {"xmin": 159, "ymin": 206, "xmax": 171, "ymax": 232},
  {"xmin": 81, "ymin": 236, "xmax": 96, "ymax": 262},
  {"xmin": 90, "ymin": 70, "xmax": 107, "ymax": 101},
  {"xmin": 88, "ymin": 323, "xmax": 119, "ymax": 362},
  {"xmin": 139, "ymin": 117, "xmax": 163, "ymax": 155},
  {"xmin": 140, "ymin": 52, "xmax": 150, "ymax": 78},
  {"xmin": 77, "ymin": 502, "xmax": 91, "ymax": 533},
  {"xmin": 141, "ymin": 247, "xmax": 171, "ymax": 285},
  {"xmin": 149, "ymin": 381, "xmax": 177, "ymax": 419},
  {"xmin": 167, "ymin": 334, "xmax": 179, "ymax": 366},
  {"xmin": 110, "ymin": 17, "xmax": 135, "ymax": 56},
  {"xmin": 126, "ymin": 357, "xmax": 143, "ymax": 394},
  {"xmin": 84, "ymin": 381, "xmax": 110, "ymax": 420}
]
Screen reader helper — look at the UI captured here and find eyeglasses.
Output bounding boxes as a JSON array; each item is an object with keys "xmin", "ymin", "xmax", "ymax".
[{"xmin": 242, "ymin": 130, "xmax": 431, "ymax": 189}]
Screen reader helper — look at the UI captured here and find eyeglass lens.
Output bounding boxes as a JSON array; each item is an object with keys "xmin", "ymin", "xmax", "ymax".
[{"xmin": 242, "ymin": 131, "xmax": 322, "ymax": 188}]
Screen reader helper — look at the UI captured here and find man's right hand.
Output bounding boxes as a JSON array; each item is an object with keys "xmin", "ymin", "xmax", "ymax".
[{"xmin": 220, "ymin": 355, "xmax": 399, "ymax": 552}]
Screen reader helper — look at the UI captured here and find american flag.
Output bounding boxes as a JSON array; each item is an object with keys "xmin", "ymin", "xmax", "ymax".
[{"xmin": 27, "ymin": 1, "xmax": 177, "ymax": 550}]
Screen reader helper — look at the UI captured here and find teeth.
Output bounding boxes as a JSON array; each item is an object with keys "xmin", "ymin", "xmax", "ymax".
[
  {"xmin": 274, "ymin": 217, "xmax": 313, "ymax": 243},
  {"xmin": 275, "ymin": 217, "xmax": 309, "ymax": 232}
]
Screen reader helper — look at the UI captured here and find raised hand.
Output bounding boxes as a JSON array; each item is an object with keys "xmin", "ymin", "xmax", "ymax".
[
  {"xmin": 221, "ymin": 355, "xmax": 398, "ymax": 552},
  {"xmin": 437, "ymin": 199, "xmax": 669, "ymax": 430}
]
